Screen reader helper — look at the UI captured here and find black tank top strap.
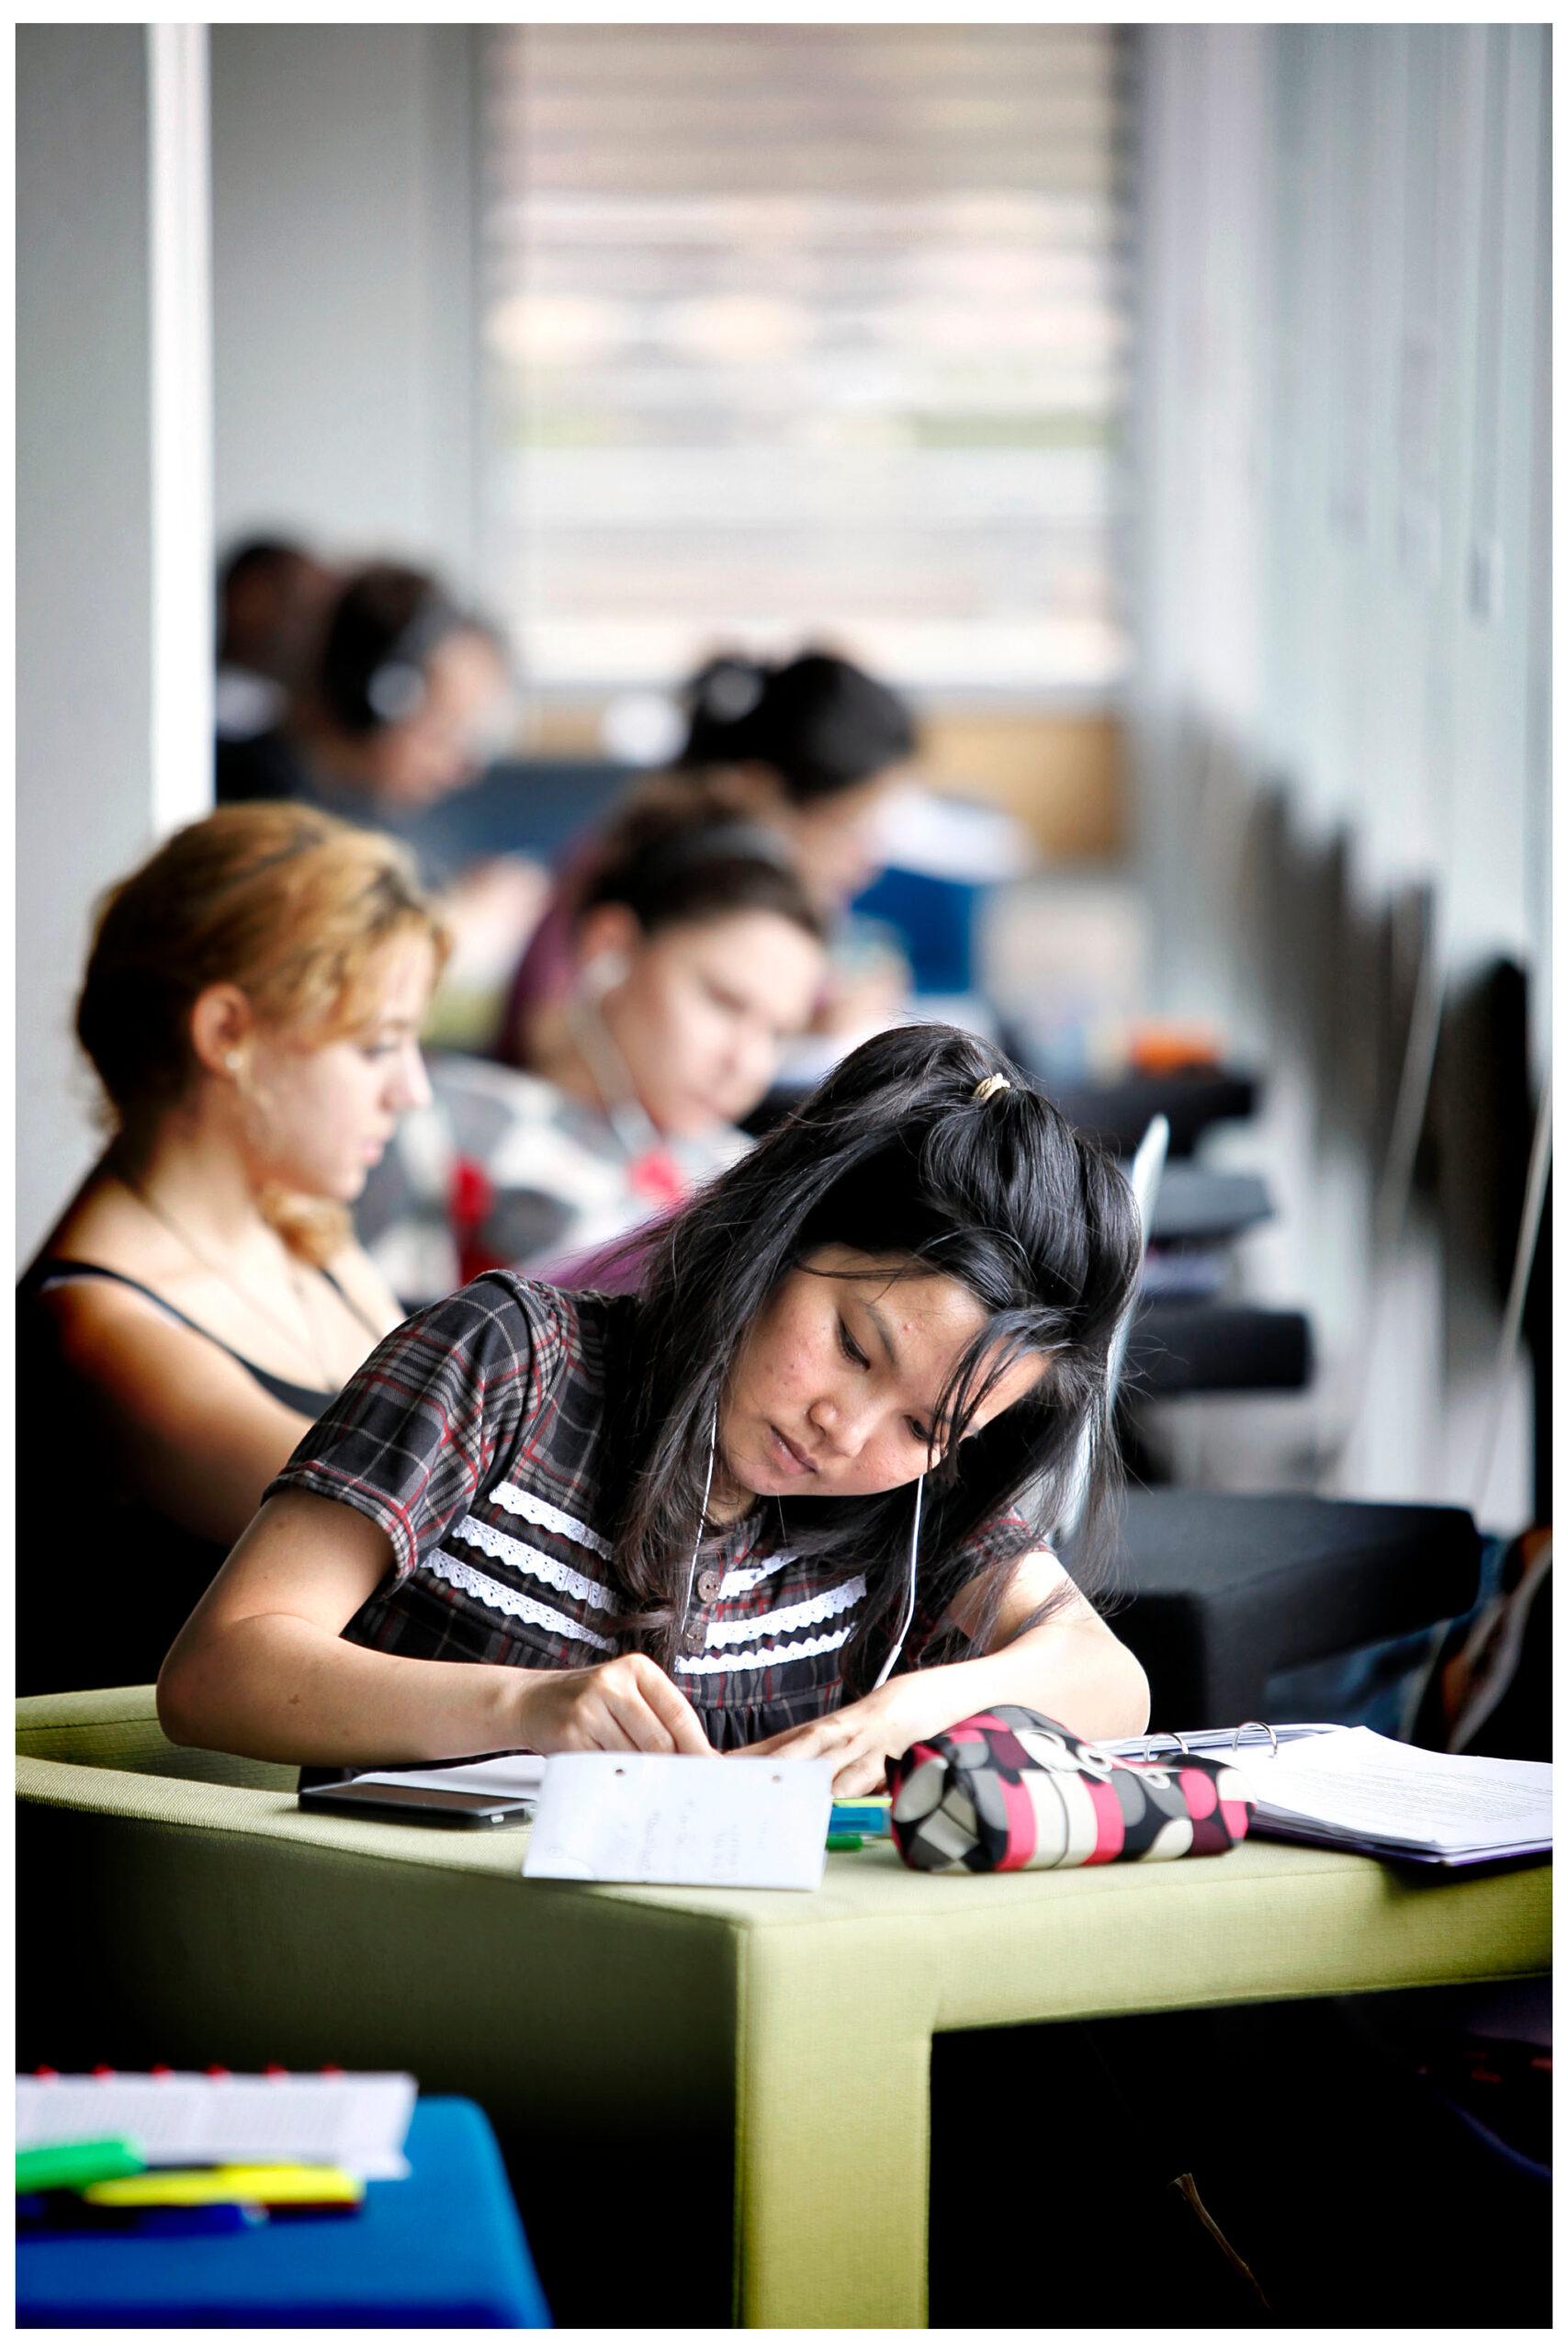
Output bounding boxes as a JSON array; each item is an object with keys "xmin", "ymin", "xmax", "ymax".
[
  {"xmin": 316, "ymin": 1261, "xmax": 384, "ymax": 1343},
  {"xmin": 22, "ymin": 1257, "xmax": 338, "ymax": 1419}
]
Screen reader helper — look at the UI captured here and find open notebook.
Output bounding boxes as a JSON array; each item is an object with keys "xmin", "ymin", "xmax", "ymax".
[{"xmin": 1104, "ymin": 1723, "xmax": 1551, "ymax": 1868}]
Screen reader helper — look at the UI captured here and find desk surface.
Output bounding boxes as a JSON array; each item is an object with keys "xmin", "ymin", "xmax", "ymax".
[
  {"xmin": 18, "ymin": 1692, "xmax": 1552, "ymax": 2327},
  {"xmin": 16, "ymin": 2096, "xmax": 550, "ymax": 2327},
  {"xmin": 19, "ymin": 1736, "xmax": 1550, "ymax": 2034}
]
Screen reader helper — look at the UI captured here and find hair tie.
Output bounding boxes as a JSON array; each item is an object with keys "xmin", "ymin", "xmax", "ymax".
[{"xmin": 973, "ymin": 1074, "xmax": 1012, "ymax": 1103}]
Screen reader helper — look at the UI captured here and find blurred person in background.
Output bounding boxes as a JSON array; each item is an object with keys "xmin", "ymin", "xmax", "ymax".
[
  {"xmin": 17, "ymin": 804, "xmax": 446, "ymax": 1696},
  {"xmin": 356, "ymin": 789, "xmax": 828, "ymax": 1307},
  {"xmin": 217, "ymin": 560, "xmax": 511, "ymax": 820},
  {"xmin": 496, "ymin": 647, "xmax": 918, "ymax": 1073},
  {"xmin": 218, "ymin": 559, "xmax": 548, "ymax": 1031},
  {"xmin": 213, "ymin": 535, "xmax": 341, "ymax": 746}
]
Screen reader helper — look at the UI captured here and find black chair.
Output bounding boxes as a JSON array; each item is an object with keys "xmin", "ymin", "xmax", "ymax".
[
  {"xmin": 1031, "ymin": 1069, "xmax": 1260, "ymax": 1160},
  {"xmin": 1146, "ymin": 1168, "xmax": 1274, "ymax": 1247},
  {"xmin": 1123, "ymin": 1301, "xmax": 1313, "ymax": 1396},
  {"xmin": 1096, "ymin": 1491, "xmax": 1482, "ymax": 1728}
]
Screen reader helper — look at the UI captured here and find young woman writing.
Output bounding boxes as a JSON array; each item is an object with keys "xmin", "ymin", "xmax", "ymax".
[
  {"xmin": 17, "ymin": 804, "xmax": 446, "ymax": 1694},
  {"xmin": 158, "ymin": 1025, "xmax": 1151, "ymax": 1792}
]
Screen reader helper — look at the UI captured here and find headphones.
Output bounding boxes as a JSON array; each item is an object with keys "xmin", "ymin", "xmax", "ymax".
[{"xmin": 326, "ymin": 582, "xmax": 466, "ymax": 737}]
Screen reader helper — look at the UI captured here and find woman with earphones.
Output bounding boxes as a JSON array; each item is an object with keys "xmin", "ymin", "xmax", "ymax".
[
  {"xmin": 17, "ymin": 804, "xmax": 446, "ymax": 1695},
  {"xmin": 217, "ymin": 562, "xmax": 513, "ymax": 820},
  {"xmin": 497, "ymin": 647, "xmax": 919, "ymax": 1073},
  {"xmin": 218, "ymin": 561, "xmax": 546, "ymax": 1020},
  {"xmin": 158, "ymin": 1025, "xmax": 1151, "ymax": 1793},
  {"xmin": 355, "ymin": 790, "xmax": 828, "ymax": 1303}
]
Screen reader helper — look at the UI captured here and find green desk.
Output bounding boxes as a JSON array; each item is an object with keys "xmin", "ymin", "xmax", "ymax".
[{"xmin": 17, "ymin": 1689, "xmax": 1551, "ymax": 2329}]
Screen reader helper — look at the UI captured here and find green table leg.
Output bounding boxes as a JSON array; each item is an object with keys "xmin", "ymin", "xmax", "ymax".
[{"xmin": 732, "ymin": 1923, "xmax": 939, "ymax": 2327}]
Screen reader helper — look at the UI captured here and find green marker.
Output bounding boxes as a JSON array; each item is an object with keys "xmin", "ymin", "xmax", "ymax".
[
  {"xmin": 17, "ymin": 2138, "xmax": 147, "ymax": 2195},
  {"xmin": 825, "ymin": 1832, "xmax": 864, "ymax": 1852}
]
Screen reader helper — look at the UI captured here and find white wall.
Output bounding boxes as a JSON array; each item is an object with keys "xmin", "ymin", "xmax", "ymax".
[
  {"xmin": 1130, "ymin": 27, "xmax": 1550, "ymax": 1529},
  {"xmin": 209, "ymin": 25, "xmax": 480, "ymax": 594},
  {"xmin": 1135, "ymin": 25, "xmax": 1550, "ymax": 1027},
  {"xmin": 17, "ymin": 27, "xmax": 214, "ymax": 1267},
  {"xmin": 17, "ymin": 25, "xmax": 480, "ymax": 1267}
]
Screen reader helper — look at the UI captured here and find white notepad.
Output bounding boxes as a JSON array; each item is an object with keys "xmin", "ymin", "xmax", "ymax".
[
  {"xmin": 523, "ymin": 1753, "xmax": 836, "ymax": 1890},
  {"xmin": 15, "ymin": 2071, "xmax": 417, "ymax": 2178}
]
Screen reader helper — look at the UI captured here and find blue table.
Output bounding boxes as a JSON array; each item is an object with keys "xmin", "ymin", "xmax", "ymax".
[{"xmin": 17, "ymin": 2096, "xmax": 550, "ymax": 2327}]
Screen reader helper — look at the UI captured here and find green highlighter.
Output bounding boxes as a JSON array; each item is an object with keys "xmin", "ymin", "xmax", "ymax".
[{"xmin": 17, "ymin": 2138, "xmax": 147, "ymax": 2195}]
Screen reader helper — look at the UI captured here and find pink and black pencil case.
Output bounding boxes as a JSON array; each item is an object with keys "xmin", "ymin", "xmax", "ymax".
[{"xmin": 887, "ymin": 1705, "xmax": 1254, "ymax": 1872}]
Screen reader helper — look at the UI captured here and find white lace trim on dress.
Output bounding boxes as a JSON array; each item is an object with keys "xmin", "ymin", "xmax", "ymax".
[
  {"xmin": 717, "ymin": 1552, "xmax": 796, "ymax": 1597},
  {"xmin": 703, "ymin": 1573, "xmax": 866, "ymax": 1646},
  {"xmin": 674, "ymin": 1622, "xmax": 854, "ymax": 1676},
  {"xmin": 453, "ymin": 1516, "xmax": 615, "ymax": 1614},
  {"xmin": 428, "ymin": 1547, "xmax": 615, "ymax": 1651},
  {"xmin": 490, "ymin": 1478, "xmax": 613, "ymax": 1561}
]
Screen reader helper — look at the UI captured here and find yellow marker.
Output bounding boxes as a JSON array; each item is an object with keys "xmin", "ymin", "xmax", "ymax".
[{"xmin": 85, "ymin": 2165, "xmax": 362, "ymax": 2209}]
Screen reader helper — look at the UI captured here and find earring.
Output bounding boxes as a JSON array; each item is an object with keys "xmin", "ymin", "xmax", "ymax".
[{"xmin": 224, "ymin": 1051, "xmax": 243, "ymax": 1072}]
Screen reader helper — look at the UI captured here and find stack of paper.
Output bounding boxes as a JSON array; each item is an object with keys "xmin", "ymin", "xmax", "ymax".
[
  {"xmin": 1108, "ymin": 1724, "xmax": 1551, "ymax": 1867},
  {"xmin": 16, "ymin": 2073, "xmax": 417, "ymax": 2180},
  {"xmin": 333, "ymin": 1755, "xmax": 547, "ymax": 1799}
]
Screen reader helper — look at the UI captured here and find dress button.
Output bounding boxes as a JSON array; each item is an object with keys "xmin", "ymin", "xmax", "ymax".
[{"xmin": 695, "ymin": 1567, "xmax": 723, "ymax": 1604}]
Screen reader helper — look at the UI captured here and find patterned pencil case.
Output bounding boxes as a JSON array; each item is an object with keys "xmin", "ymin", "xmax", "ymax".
[{"xmin": 887, "ymin": 1705, "xmax": 1254, "ymax": 1873}]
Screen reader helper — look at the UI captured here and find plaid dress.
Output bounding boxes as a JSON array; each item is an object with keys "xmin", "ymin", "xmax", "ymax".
[
  {"xmin": 354, "ymin": 1052, "xmax": 750, "ymax": 1307},
  {"xmin": 266, "ymin": 1271, "xmax": 1039, "ymax": 1749}
]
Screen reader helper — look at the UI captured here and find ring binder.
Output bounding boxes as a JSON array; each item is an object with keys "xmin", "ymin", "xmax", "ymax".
[
  {"xmin": 1105, "ymin": 1720, "xmax": 1551, "ymax": 1867},
  {"xmin": 1131, "ymin": 1729, "xmax": 1191, "ymax": 1762}
]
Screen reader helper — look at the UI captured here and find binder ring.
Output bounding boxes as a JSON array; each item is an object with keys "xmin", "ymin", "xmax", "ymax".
[
  {"xmin": 1138, "ymin": 1729, "xmax": 1189, "ymax": 1761},
  {"xmin": 1232, "ymin": 1721, "xmax": 1278, "ymax": 1757}
]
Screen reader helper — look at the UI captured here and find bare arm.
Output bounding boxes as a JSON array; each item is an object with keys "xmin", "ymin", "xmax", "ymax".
[
  {"xmin": 739, "ymin": 1551, "xmax": 1150, "ymax": 1797},
  {"xmin": 942, "ymin": 1551, "xmax": 1151, "ymax": 1739},
  {"xmin": 157, "ymin": 1490, "xmax": 711, "ymax": 1766}
]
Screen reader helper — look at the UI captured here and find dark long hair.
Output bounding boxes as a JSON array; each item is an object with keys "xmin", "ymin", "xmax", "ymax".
[
  {"xmin": 604, "ymin": 1023, "xmax": 1143, "ymax": 1688},
  {"xmin": 679, "ymin": 650, "xmax": 916, "ymax": 802},
  {"xmin": 574, "ymin": 786, "xmax": 826, "ymax": 949}
]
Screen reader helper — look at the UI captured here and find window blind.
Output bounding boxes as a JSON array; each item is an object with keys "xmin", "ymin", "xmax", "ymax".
[{"xmin": 480, "ymin": 26, "xmax": 1133, "ymax": 700}]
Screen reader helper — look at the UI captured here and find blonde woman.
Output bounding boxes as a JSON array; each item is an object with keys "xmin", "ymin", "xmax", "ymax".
[{"xmin": 18, "ymin": 803, "xmax": 446, "ymax": 1694}]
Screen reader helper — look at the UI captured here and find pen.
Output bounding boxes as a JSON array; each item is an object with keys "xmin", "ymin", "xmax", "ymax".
[
  {"xmin": 18, "ymin": 2194, "xmax": 265, "ymax": 2239},
  {"xmin": 85, "ymin": 2163, "xmax": 363, "ymax": 2210},
  {"xmin": 17, "ymin": 2138, "xmax": 147, "ymax": 2195}
]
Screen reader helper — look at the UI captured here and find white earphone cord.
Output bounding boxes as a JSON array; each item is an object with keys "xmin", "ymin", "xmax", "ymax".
[
  {"xmin": 873, "ymin": 1473, "xmax": 924, "ymax": 1690},
  {"xmin": 680, "ymin": 1410, "xmax": 719, "ymax": 1633}
]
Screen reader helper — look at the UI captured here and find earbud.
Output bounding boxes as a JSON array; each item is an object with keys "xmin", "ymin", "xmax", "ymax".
[
  {"xmin": 365, "ymin": 660, "xmax": 427, "ymax": 725},
  {"xmin": 578, "ymin": 947, "xmax": 633, "ymax": 1001}
]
